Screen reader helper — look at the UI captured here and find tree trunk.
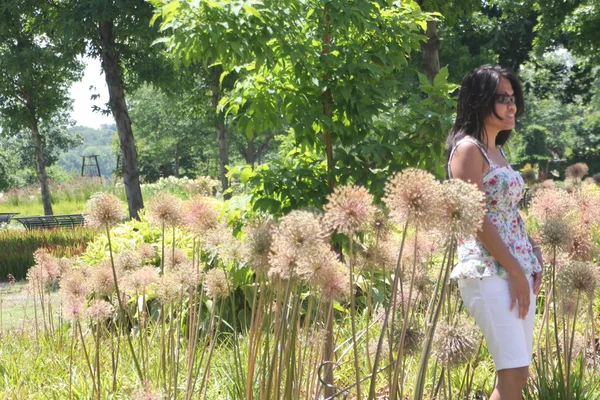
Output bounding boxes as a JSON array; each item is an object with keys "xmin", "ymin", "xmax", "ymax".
[
  {"xmin": 244, "ymin": 139, "xmax": 256, "ymax": 166},
  {"xmin": 211, "ymin": 66, "xmax": 230, "ymax": 198},
  {"xmin": 174, "ymin": 142, "xmax": 180, "ymax": 178},
  {"xmin": 98, "ymin": 20, "xmax": 144, "ymax": 219},
  {"xmin": 25, "ymin": 96, "xmax": 53, "ymax": 216},
  {"xmin": 422, "ymin": 20, "xmax": 440, "ymax": 84}
]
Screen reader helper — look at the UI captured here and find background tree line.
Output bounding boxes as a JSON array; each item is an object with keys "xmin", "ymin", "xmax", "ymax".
[{"xmin": 0, "ymin": 0, "xmax": 599, "ymax": 216}]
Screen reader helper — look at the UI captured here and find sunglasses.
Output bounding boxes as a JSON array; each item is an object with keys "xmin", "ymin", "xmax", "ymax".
[{"xmin": 495, "ymin": 93, "xmax": 516, "ymax": 105}]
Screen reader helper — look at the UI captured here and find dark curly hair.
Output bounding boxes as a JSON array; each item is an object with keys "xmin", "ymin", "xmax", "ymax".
[{"xmin": 446, "ymin": 65, "xmax": 524, "ymax": 157}]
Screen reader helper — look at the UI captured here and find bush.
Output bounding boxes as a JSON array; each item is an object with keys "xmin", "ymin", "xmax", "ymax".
[{"xmin": 0, "ymin": 227, "xmax": 97, "ymax": 280}]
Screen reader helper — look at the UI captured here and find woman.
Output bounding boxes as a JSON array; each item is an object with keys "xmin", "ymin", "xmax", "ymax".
[{"xmin": 446, "ymin": 65, "xmax": 543, "ymax": 400}]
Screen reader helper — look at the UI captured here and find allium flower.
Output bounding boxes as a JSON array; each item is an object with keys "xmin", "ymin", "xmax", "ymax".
[
  {"xmin": 63, "ymin": 297, "xmax": 85, "ymax": 320},
  {"xmin": 84, "ymin": 192, "xmax": 125, "ymax": 228},
  {"xmin": 313, "ymin": 256, "xmax": 350, "ymax": 300},
  {"xmin": 368, "ymin": 207, "xmax": 393, "ymax": 240},
  {"xmin": 122, "ymin": 266, "xmax": 158, "ymax": 292},
  {"xmin": 33, "ymin": 248, "xmax": 61, "ymax": 281},
  {"xmin": 560, "ymin": 261, "xmax": 599, "ymax": 297},
  {"xmin": 539, "ymin": 218, "xmax": 573, "ymax": 250},
  {"xmin": 568, "ymin": 224, "xmax": 597, "ymax": 261},
  {"xmin": 559, "ymin": 294, "xmax": 580, "ymax": 317},
  {"xmin": 137, "ymin": 243, "xmax": 156, "ymax": 262},
  {"xmin": 412, "ymin": 267, "xmax": 432, "ymax": 296},
  {"xmin": 86, "ymin": 299, "xmax": 114, "ymax": 320},
  {"xmin": 530, "ymin": 188, "xmax": 575, "ymax": 223},
  {"xmin": 155, "ymin": 274, "xmax": 184, "ymax": 305},
  {"xmin": 172, "ymin": 262, "xmax": 200, "ymax": 289},
  {"xmin": 383, "ymin": 168, "xmax": 442, "ymax": 230},
  {"xmin": 439, "ymin": 179, "xmax": 485, "ymax": 236},
  {"xmin": 203, "ymin": 269, "xmax": 230, "ymax": 299},
  {"xmin": 203, "ymin": 222, "xmax": 242, "ymax": 266},
  {"xmin": 183, "ymin": 195, "xmax": 219, "ymax": 234},
  {"xmin": 242, "ymin": 215, "xmax": 274, "ymax": 274},
  {"xmin": 269, "ymin": 210, "xmax": 328, "ymax": 280},
  {"xmin": 60, "ymin": 269, "xmax": 90, "ymax": 300},
  {"xmin": 323, "ymin": 184, "xmax": 375, "ymax": 235},
  {"xmin": 162, "ymin": 248, "xmax": 189, "ymax": 269},
  {"xmin": 116, "ymin": 250, "xmax": 142, "ymax": 271},
  {"xmin": 573, "ymin": 187, "xmax": 600, "ymax": 228},
  {"xmin": 90, "ymin": 260, "xmax": 119, "ymax": 297},
  {"xmin": 147, "ymin": 192, "xmax": 183, "ymax": 227},
  {"xmin": 432, "ymin": 319, "xmax": 479, "ymax": 367},
  {"xmin": 566, "ymin": 162, "xmax": 589, "ymax": 180},
  {"xmin": 393, "ymin": 326, "xmax": 422, "ymax": 356},
  {"xmin": 542, "ymin": 179, "xmax": 555, "ymax": 189},
  {"xmin": 356, "ymin": 239, "xmax": 398, "ymax": 273}
]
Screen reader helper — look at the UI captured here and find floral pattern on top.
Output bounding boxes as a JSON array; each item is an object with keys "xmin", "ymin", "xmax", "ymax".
[{"xmin": 449, "ymin": 144, "xmax": 542, "ymax": 280}]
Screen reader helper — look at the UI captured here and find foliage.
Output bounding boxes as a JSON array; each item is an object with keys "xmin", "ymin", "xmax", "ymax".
[
  {"xmin": 58, "ymin": 125, "xmax": 117, "ymax": 179},
  {"xmin": 0, "ymin": 227, "xmax": 95, "ymax": 280}
]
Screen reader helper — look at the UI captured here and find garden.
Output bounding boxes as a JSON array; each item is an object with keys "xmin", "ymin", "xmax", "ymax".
[{"xmin": 1, "ymin": 165, "xmax": 600, "ymax": 399}]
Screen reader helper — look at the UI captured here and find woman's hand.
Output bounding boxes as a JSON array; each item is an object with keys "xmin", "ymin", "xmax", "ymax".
[
  {"xmin": 509, "ymin": 271, "xmax": 531, "ymax": 319},
  {"xmin": 532, "ymin": 247, "xmax": 543, "ymax": 295}
]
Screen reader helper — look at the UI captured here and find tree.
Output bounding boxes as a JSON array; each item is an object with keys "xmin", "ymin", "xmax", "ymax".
[
  {"xmin": 49, "ymin": 0, "xmax": 174, "ymax": 219},
  {"xmin": 0, "ymin": 0, "xmax": 82, "ymax": 215}
]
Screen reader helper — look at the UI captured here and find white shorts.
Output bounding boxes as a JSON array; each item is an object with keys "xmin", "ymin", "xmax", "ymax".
[{"xmin": 458, "ymin": 275, "xmax": 536, "ymax": 371}]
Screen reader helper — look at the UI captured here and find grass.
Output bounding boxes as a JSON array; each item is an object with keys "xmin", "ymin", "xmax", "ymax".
[{"xmin": 0, "ymin": 281, "xmax": 60, "ymax": 331}]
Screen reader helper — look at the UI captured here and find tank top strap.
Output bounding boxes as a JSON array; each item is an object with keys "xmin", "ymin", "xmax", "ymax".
[{"xmin": 447, "ymin": 137, "xmax": 492, "ymax": 178}]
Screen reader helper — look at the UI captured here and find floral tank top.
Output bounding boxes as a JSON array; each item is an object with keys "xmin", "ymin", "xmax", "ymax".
[{"xmin": 447, "ymin": 138, "xmax": 542, "ymax": 280}]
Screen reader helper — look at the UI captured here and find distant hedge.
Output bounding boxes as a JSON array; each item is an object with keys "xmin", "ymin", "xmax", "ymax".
[{"xmin": 0, "ymin": 227, "xmax": 97, "ymax": 281}]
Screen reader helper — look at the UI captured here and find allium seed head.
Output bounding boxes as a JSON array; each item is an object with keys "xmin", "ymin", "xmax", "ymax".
[
  {"xmin": 439, "ymin": 179, "xmax": 485, "ymax": 236},
  {"xmin": 63, "ymin": 297, "xmax": 85, "ymax": 320},
  {"xmin": 162, "ymin": 248, "xmax": 189, "ymax": 269},
  {"xmin": 530, "ymin": 188, "xmax": 576, "ymax": 223},
  {"xmin": 203, "ymin": 269, "xmax": 230, "ymax": 299},
  {"xmin": 85, "ymin": 299, "xmax": 114, "ymax": 320},
  {"xmin": 183, "ymin": 195, "xmax": 219, "ymax": 234},
  {"xmin": 541, "ymin": 179, "xmax": 555, "ymax": 189},
  {"xmin": 242, "ymin": 215, "xmax": 274, "ymax": 275},
  {"xmin": 116, "ymin": 250, "xmax": 142, "ymax": 271},
  {"xmin": 84, "ymin": 192, "xmax": 125, "ymax": 228},
  {"xmin": 323, "ymin": 184, "xmax": 375, "ymax": 235},
  {"xmin": 593, "ymin": 173, "xmax": 600, "ymax": 186},
  {"xmin": 566, "ymin": 163, "xmax": 589, "ymax": 180},
  {"xmin": 137, "ymin": 243, "xmax": 156, "ymax": 262},
  {"xmin": 122, "ymin": 265, "xmax": 158, "ymax": 292},
  {"xmin": 147, "ymin": 192, "xmax": 183, "ymax": 227},
  {"xmin": 60, "ymin": 269, "xmax": 90, "ymax": 300},
  {"xmin": 90, "ymin": 260, "xmax": 119, "ymax": 297},
  {"xmin": 539, "ymin": 218, "xmax": 573, "ymax": 250},
  {"xmin": 383, "ymin": 168, "xmax": 442, "ymax": 230},
  {"xmin": 432, "ymin": 319, "xmax": 479, "ymax": 367},
  {"xmin": 155, "ymin": 274, "xmax": 184, "ymax": 305},
  {"xmin": 560, "ymin": 261, "xmax": 599, "ymax": 297}
]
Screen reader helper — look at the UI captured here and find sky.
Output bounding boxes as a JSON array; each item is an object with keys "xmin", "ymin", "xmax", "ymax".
[{"xmin": 68, "ymin": 57, "xmax": 114, "ymax": 129}]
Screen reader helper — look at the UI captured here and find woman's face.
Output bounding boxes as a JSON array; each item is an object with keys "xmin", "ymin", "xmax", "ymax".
[{"xmin": 484, "ymin": 76, "xmax": 517, "ymax": 133}]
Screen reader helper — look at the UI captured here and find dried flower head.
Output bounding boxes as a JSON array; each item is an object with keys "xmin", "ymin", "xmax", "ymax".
[
  {"xmin": 384, "ymin": 168, "xmax": 442, "ymax": 230},
  {"xmin": 183, "ymin": 195, "xmax": 219, "ymax": 234},
  {"xmin": 439, "ymin": 179, "xmax": 485, "ymax": 236},
  {"xmin": 203, "ymin": 269, "xmax": 230, "ymax": 299},
  {"xmin": 538, "ymin": 180, "xmax": 553, "ymax": 190},
  {"xmin": 593, "ymin": 173, "xmax": 600, "ymax": 186},
  {"xmin": 84, "ymin": 192, "xmax": 125, "ymax": 228},
  {"xmin": 147, "ymin": 192, "xmax": 183, "ymax": 227},
  {"xmin": 539, "ymin": 218, "xmax": 573, "ymax": 250},
  {"xmin": 60, "ymin": 269, "xmax": 90, "ymax": 300},
  {"xmin": 560, "ymin": 261, "xmax": 599, "ymax": 297},
  {"xmin": 356, "ymin": 239, "xmax": 398, "ymax": 273},
  {"xmin": 155, "ymin": 274, "xmax": 184, "ymax": 305},
  {"xmin": 568, "ymin": 224, "xmax": 597, "ymax": 261},
  {"xmin": 162, "ymin": 248, "xmax": 189, "ymax": 269},
  {"xmin": 573, "ymin": 186, "xmax": 600, "ymax": 229},
  {"xmin": 314, "ymin": 258, "xmax": 350, "ymax": 300},
  {"xmin": 172, "ymin": 262, "xmax": 200, "ymax": 289},
  {"xmin": 268, "ymin": 210, "xmax": 328, "ymax": 280},
  {"xmin": 203, "ymin": 222, "xmax": 242, "ymax": 266},
  {"xmin": 63, "ymin": 297, "xmax": 85, "ymax": 320},
  {"xmin": 242, "ymin": 215, "xmax": 274, "ymax": 274},
  {"xmin": 137, "ymin": 243, "xmax": 156, "ymax": 262},
  {"xmin": 323, "ymin": 184, "xmax": 375, "ymax": 235},
  {"xmin": 116, "ymin": 250, "xmax": 142, "ymax": 271},
  {"xmin": 123, "ymin": 265, "xmax": 158, "ymax": 292},
  {"xmin": 90, "ymin": 260, "xmax": 119, "ymax": 297},
  {"xmin": 566, "ymin": 162, "xmax": 589, "ymax": 180},
  {"xmin": 86, "ymin": 299, "xmax": 114, "ymax": 320},
  {"xmin": 530, "ymin": 188, "xmax": 575, "ymax": 223},
  {"xmin": 33, "ymin": 248, "xmax": 61, "ymax": 281},
  {"xmin": 392, "ymin": 326, "xmax": 423, "ymax": 356},
  {"xmin": 432, "ymin": 319, "xmax": 479, "ymax": 367}
]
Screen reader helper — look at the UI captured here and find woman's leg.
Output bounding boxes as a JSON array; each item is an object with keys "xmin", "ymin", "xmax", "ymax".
[{"xmin": 490, "ymin": 366, "xmax": 529, "ymax": 400}]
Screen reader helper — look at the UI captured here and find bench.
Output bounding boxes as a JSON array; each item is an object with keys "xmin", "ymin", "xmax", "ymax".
[
  {"xmin": 14, "ymin": 214, "xmax": 85, "ymax": 230},
  {"xmin": 0, "ymin": 213, "xmax": 19, "ymax": 224}
]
